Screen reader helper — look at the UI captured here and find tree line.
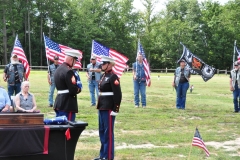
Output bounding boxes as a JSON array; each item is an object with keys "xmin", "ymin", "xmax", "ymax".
[{"xmin": 1, "ymin": 0, "xmax": 240, "ymax": 70}]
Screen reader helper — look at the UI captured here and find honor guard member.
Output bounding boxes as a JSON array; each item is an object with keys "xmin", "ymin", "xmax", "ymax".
[
  {"xmin": 94, "ymin": 56, "xmax": 122, "ymax": 160},
  {"xmin": 53, "ymin": 50, "xmax": 81, "ymax": 121}
]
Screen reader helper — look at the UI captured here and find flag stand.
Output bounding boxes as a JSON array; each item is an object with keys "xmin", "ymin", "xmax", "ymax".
[
  {"xmin": 187, "ymin": 144, "xmax": 193, "ymax": 160},
  {"xmin": 187, "ymin": 127, "xmax": 196, "ymax": 160}
]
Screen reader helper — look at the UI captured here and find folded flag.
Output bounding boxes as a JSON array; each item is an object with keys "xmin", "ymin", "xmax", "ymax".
[
  {"xmin": 44, "ymin": 116, "xmax": 68, "ymax": 125},
  {"xmin": 73, "ymin": 70, "xmax": 82, "ymax": 89}
]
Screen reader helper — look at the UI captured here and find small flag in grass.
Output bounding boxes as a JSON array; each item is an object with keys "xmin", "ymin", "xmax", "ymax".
[{"xmin": 192, "ymin": 128, "xmax": 210, "ymax": 156}]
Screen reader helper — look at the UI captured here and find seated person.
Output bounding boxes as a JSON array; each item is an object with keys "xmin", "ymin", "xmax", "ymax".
[
  {"xmin": 15, "ymin": 81, "xmax": 39, "ymax": 113},
  {"xmin": 0, "ymin": 86, "xmax": 13, "ymax": 112}
]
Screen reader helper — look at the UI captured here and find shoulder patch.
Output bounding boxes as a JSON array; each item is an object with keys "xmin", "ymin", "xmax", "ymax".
[
  {"xmin": 71, "ymin": 75, "xmax": 76, "ymax": 84},
  {"xmin": 114, "ymin": 79, "xmax": 119, "ymax": 85}
]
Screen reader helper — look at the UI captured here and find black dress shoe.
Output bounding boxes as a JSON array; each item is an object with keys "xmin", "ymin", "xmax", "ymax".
[{"xmin": 93, "ymin": 157, "xmax": 102, "ymax": 160}]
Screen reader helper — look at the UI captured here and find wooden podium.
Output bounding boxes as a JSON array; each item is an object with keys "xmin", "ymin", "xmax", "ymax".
[{"xmin": 0, "ymin": 113, "xmax": 88, "ymax": 160}]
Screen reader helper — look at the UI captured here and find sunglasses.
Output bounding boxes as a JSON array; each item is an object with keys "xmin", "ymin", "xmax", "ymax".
[{"xmin": 91, "ymin": 59, "xmax": 96, "ymax": 60}]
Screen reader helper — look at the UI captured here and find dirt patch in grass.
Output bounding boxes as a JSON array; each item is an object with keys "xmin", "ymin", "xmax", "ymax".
[
  {"xmin": 81, "ymin": 130, "xmax": 99, "ymax": 137},
  {"xmin": 119, "ymin": 129, "xmax": 155, "ymax": 135},
  {"xmin": 116, "ymin": 142, "xmax": 177, "ymax": 150},
  {"xmin": 188, "ymin": 116, "xmax": 202, "ymax": 120},
  {"xmin": 76, "ymin": 141, "xmax": 100, "ymax": 150},
  {"xmin": 81, "ymin": 129, "xmax": 156, "ymax": 137},
  {"xmin": 205, "ymin": 138, "xmax": 240, "ymax": 156}
]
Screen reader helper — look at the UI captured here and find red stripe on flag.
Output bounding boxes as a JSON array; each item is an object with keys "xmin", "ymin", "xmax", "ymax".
[
  {"xmin": 108, "ymin": 110, "xmax": 113, "ymax": 159},
  {"xmin": 44, "ymin": 36, "xmax": 83, "ymax": 69},
  {"xmin": 109, "ymin": 49, "xmax": 128, "ymax": 77},
  {"xmin": 12, "ymin": 46, "xmax": 30, "ymax": 79},
  {"xmin": 192, "ymin": 136, "xmax": 210, "ymax": 156}
]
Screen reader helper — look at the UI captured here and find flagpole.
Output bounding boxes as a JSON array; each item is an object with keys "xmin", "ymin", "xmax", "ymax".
[
  {"xmin": 187, "ymin": 145, "xmax": 193, "ymax": 160},
  {"xmin": 43, "ymin": 32, "xmax": 51, "ymax": 84},
  {"xmin": 233, "ymin": 40, "xmax": 237, "ymax": 68},
  {"xmin": 187, "ymin": 127, "xmax": 197, "ymax": 160},
  {"xmin": 136, "ymin": 38, "xmax": 139, "ymax": 78},
  {"xmin": 11, "ymin": 34, "xmax": 18, "ymax": 56},
  {"xmin": 43, "ymin": 32, "xmax": 50, "ymax": 71},
  {"xmin": 91, "ymin": 40, "xmax": 94, "ymax": 57}
]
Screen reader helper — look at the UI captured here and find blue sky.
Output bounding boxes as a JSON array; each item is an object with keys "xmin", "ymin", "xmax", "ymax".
[{"xmin": 133, "ymin": 0, "xmax": 230, "ymax": 13}]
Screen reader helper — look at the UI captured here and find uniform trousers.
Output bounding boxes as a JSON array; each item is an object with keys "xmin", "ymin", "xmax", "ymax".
[
  {"xmin": 55, "ymin": 110, "xmax": 76, "ymax": 121},
  {"xmin": 98, "ymin": 110, "xmax": 115, "ymax": 159}
]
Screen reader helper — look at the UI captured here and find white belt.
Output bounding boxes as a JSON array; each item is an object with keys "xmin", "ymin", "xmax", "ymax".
[
  {"xmin": 58, "ymin": 90, "xmax": 69, "ymax": 94},
  {"xmin": 99, "ymin": 92, "xmax": 114, "ymax": 96}
]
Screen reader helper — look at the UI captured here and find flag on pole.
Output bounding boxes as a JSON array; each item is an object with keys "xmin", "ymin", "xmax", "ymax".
[
  {"xmin": 137, "ymin": 41, "xmax": 151, "ymax": 87},
  {"xmin": 91, "ymin": 40, "xmax": 129, "ymax": 77},
  {"xmin": 12, "ymin": 35, "xmax": 30, "ymax": 79},
  {"xmin": 236, "ymin": 45, "xmax": 240, "ymax": 61},
  {"xmin": 192, "ymin": 128, "xmax": 210, "ymax": 157},
  {"xmin": 178, "ymin": 43, "xmax": 215, "ymax": 82},
  {"xmin": 44, "ymin": 35, "xmax": 83, "ymax": 69}
]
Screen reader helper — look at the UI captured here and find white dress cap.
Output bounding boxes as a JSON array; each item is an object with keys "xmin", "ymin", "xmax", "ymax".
[
  {"xmin": 100, "ymin": 56, "xmax": 115, "ymax": 63},
  {"xmin": 65, "ymin": 49, "xmax": 81, "ymax": 61}
]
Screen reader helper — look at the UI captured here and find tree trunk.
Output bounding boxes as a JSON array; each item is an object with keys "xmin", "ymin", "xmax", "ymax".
[
  {"xmin": 49, "ymin": 19, "xmax": 51, "ymax": 38},
  {"xmin": 24, "ymin": 8, "xmax": 27, "ymax": 54},
  {"xmin": 40, "ymin": 2, "xmax": 43, "ymax": 66},
  {"xmin": 11, "ymin": 1, "xmax": 15, "ymax": 38},
  {"xmin": 2, "ymin": 8, "xmax": 7, "ymax": 64},
  {"xmin": 27, "ymin": 0, "xmax": 31, "ymax": 66}
]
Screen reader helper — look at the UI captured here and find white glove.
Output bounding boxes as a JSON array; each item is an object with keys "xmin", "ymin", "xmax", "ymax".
[{"xmin": 110, "ymin": 111, "xmax": 118, "ymax": 116}]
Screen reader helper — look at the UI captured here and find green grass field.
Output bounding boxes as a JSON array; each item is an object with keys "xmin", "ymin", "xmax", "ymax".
[{"xmin": 0, "ymin": 70, "xmax": 239, "ymax": 160}]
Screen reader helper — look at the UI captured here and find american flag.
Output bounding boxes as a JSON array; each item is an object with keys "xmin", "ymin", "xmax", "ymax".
[
  {"xmin": 44, "ymin": 35, "xmax": 83, "ymax": 68},
  {"xmin": 12, "ymin": 35, "xmax": 30, "ymax": 79},
  {"xmin": 236, "ymin": 45, "xmax": 240, "ymax": 61},
  {"xmin": 137, "ymin": 41, "xmax": 151, "ymax": 87},
  {"xmin": 192, "ymin": 128, "xmax": 210, "ymax": 157},
  {"xmin": 91, "ymin": 40, "xmax": 128, "ymax": 77}
]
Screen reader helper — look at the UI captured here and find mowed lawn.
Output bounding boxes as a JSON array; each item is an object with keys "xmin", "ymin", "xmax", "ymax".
[{"xmin": 0, "ymin": 70, "xmax": 239, "ymax": 160}]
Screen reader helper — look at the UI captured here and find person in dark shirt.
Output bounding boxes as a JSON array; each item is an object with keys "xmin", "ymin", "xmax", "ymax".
[
  {"xmin": 47, "ymin": 55, "xmax": 59, "ymax": 107},
  {"xmin": 230, "ymin": 61, "xmax": 240, "ymax": 112},
  {"xmin": 172, "ymin": 59, "xmax": 191, "ymax": 109},
  {"xmin": 94, "ymin": 56, "xmax": 122, "ymax": 160},
  {"xmin": 86, "ymin": 55, "xmax": 102, "ymax": 106}
]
